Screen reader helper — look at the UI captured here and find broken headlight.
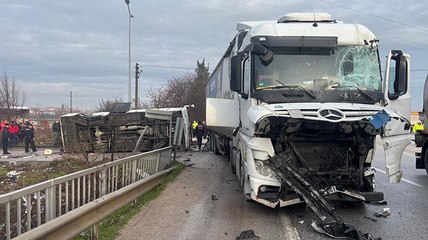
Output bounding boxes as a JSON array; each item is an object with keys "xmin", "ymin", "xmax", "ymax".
[{"xmin": 255, "ymin": 160, "xmax": 275, "ymax": 178}]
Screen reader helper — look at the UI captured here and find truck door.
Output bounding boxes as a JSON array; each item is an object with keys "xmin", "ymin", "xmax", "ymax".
[
  {"xmin": 381, "ymin": 50, "xmax": 412, "ymax": 183},
  {"xmin": 239, "ymin": 55, "xmax": 253, "ymax": 136}
]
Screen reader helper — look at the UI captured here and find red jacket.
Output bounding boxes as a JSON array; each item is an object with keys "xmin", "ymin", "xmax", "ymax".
[{"xmin": 9, "ymin": 124, "xmax": 19, "ymax": 134}]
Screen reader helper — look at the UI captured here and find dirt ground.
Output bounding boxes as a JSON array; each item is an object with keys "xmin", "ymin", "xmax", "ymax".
[
  {"xmin": 115, "ymin": 144, "xmax": 261, "ymax": 240},
  {"xmin": 116, "ymin": 148, "xmax": 222, "ymax": 240}
]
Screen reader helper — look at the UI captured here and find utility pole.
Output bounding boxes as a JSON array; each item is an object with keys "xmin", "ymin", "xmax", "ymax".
[
  {"xmin": 135, "ymin": 63, "xmax": 142, "ymax": 109},
  {"xmin": 69, "ymin": 91, "xmax": 73, "ymax": 113},
  {"xmin": 125, "ymin": 0, "xmax": 134, "ymax": 104}
]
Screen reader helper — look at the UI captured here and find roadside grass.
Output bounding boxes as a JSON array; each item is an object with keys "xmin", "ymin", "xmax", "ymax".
[
  {"xmin": 21, "ymin": 170, "xmax": 67, "ymax": 186},
  {"xmin": 0, "ymin": 165, "xmax": 7, "ymax": 176},
  {"xmin": 74, "ymin": 163, "xmax": 186, "ymax": 240},
  {"xmin": 0, "ymin": 156, "xmax": 109, "ymax": 195}
]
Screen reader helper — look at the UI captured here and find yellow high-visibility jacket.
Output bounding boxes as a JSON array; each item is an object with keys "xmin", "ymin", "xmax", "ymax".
[{"xmin": 413, "ymin": 122, "xmax": 424, "ymax": 134}]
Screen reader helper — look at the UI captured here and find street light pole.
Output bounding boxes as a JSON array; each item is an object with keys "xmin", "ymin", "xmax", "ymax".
[{"xmin": 125, "ymin": 0, "xmax": 133, "ymax": 104}]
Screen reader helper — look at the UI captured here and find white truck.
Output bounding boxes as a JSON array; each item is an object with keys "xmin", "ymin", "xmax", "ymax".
[{"xmin": 206, "ymin": 13, "xmax": 411, "ymax": 209}]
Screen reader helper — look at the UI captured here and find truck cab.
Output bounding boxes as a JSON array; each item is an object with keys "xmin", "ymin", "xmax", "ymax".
[{"xmin": 206, "ymin": 13, "xmax": 411, "ymax": 208}]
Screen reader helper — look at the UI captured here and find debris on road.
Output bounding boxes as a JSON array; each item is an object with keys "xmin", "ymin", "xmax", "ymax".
[
  {"xmin": 183, "ymin": 159, "xmax": 195, "ymax": 167},
  {"xmin": 267, "ymin": 153, "xmax": 380, "ymax": 240},
  {"xmin": 373, "ymin": 208, "xmax": 391, "ymax": 219},
  {"xmin": 364, "ymin": 216, "xmax": 377, "ymax": 222},
  {"xmin": 236, "ymin": 229, "xmax": 260, "ymax": 240},
  {"xmin": 383, "ymin": 208, "xmax": 391, "ymax": 217}
]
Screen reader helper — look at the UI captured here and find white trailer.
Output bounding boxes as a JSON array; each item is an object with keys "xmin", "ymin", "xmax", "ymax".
[{"xmin": 206, "ymin": 13, "xmax": 411, "ymax": 208}]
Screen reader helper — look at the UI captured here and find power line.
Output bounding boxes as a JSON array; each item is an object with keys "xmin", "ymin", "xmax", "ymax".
[
  {"xmin": 374, "ymin": 0, "xmax": 428, "ymax": 19},
  {"xmin": 319, "ymin": 0, "xmax": 428, "ymax": 34},
  {"xmin": 141, "ymin": 64, "xmax": 194, "ymax": 70}
]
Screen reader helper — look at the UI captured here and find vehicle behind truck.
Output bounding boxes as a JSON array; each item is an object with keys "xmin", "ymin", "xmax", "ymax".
[
  {"xmin": 415, "ymin": 74, "xmax": 428, "ymax": 173},
  {"xmin": 206, "ymin": 13, "xmax": 411, "ymax": 208}
]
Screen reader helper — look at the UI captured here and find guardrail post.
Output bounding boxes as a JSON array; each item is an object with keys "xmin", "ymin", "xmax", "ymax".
[
  {"xmin": 91, "ymin": 223, "xmax": 99, "ymax": 240},
  {"xmin": 100, "ymin": 170, "xmax": 107, "ymax": 196},
  {"xmin": 158, "ymin": 148, "xmax": 171, "ymax": 171},
  {"xmin": 6, "ymin": 202, "xmax": 11, "ymax": 240},
  {"xmin": 131, "ymin": 160, "xmax": 137, "ymax": 183},
  {"xmin": 45, "ymin": 186, "xmax": 56, "ymax": 222}
]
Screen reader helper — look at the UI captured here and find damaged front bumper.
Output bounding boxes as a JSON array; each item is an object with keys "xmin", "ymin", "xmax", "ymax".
[
  {"xmin": 248, "ymin": 176, "xmax": 304, "ymax": 208},
  {"xmin": 248, "ymin": 175, "xmax": 384, "ymax": 209}
]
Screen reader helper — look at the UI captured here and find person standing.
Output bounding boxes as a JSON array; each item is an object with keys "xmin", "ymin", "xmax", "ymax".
[
  {"xmin": 191, "ymin": 120, "xmax": 198, "ymax": 139},
  {"xmin": 195, "ymin": 121, "xmax": 206, "ymax": 150},
  {"xmin": 2, "ymin": 122, "xmax": 11, "ymax": 154},
  {"xmin": 9, "ymin": 121, "xmax": 19, "ymax": 146},
  {"xmin": 18, "ymin": 122, "xmax": 26, "ymax": 144},
  {"xmin": 23, "ymin": 122, "xmax": 37, "ymax": 153},
  {"xmin": 413, "ymin": 121, "xmax": 424, "ymax": 134}
]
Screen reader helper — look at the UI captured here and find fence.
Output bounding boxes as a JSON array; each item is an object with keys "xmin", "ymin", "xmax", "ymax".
[{"xmin": 0, "ymin": 146, "xmax": 172, "ymax": 240}]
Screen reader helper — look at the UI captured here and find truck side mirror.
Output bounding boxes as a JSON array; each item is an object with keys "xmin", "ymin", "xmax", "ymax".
[
  {"xmin": 230, "ymin": 54, "xmax": 242, "ymax": 92},
  {"xmin": 395, "ymin": 55, "xmax": 407, "ymax": 93},
  {"xmin": 388, "ymin": 52, "xmax": 408, "ymax": 100}
]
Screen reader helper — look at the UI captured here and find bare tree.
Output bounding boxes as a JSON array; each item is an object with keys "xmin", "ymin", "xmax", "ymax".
[
  {"xmin": 144, "ymin": 85, "xmax": 168, "ymax": 108},
  {"xmin": 0, "ymin": 73, "xmax": 27, "ymax": 121},
  {"xmin": 95, "ymin": 97, "xmax": 124, "ymax": 112}
]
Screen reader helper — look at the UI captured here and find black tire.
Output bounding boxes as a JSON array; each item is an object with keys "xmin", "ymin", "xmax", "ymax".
[
  {"xmin": 231, "ymin": 149, "xmax": 236, "ymax": 174},
  {"xmin": 415, "ymin": 133, "xmax": 426, "ymax": 147},
  {"xmin": 424, "ymin": 146, "xmax": 428, "ymax": 175},
  {"xmin": 213, "ymin": 137, "xmax": 220, "ymax": 155},
  {"xmin": 228, "ymin": 141, "xmax": 233, "ymax": 163}
]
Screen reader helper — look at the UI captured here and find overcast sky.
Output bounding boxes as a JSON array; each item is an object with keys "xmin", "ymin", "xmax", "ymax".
[{"xmin": 1, "ymin": 0, "xmax": 428, "ymax": 111}]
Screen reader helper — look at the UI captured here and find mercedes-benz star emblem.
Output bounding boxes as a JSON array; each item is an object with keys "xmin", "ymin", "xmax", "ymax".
[{"xmin": 317, "ymin": 108, "xmax": 345, "ymax": 122}]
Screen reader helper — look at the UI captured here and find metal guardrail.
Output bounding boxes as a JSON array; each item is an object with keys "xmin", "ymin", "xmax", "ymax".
[{"xmin": 0, "ymin": 146, "xmax": 173, "ymax": 240}]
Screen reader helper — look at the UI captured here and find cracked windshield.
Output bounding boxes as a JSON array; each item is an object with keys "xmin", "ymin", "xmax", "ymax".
[{"xmin": 254, "ymin": 45, "xmax": 382, "ymax": 92}]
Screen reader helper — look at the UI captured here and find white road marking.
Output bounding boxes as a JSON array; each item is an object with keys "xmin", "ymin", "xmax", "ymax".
[
  {"xmin": 279, "ymin": 212, "xmax": 301, "ymax": 240},
  {"xmin": 374, "ymin": 167, "xmax": 424, "ymax": 188}
]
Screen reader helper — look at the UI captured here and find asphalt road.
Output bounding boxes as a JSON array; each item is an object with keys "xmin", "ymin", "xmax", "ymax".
[
  {"xmin": 118, "ymin": 140, "xmax": 428, "ymax": 240},
  {"xmin": 290, "ymin": 140, "xmax": 428, "ymax": 240}
]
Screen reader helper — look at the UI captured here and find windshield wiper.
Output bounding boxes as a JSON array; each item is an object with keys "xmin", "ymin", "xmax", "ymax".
[
  {"xmin": 275, "ymin": 80, "xmax": 316, "ymax": 99},
  {"xmin": 331, "ymin": 85, "xmax": 375, "ymax": 101}
]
